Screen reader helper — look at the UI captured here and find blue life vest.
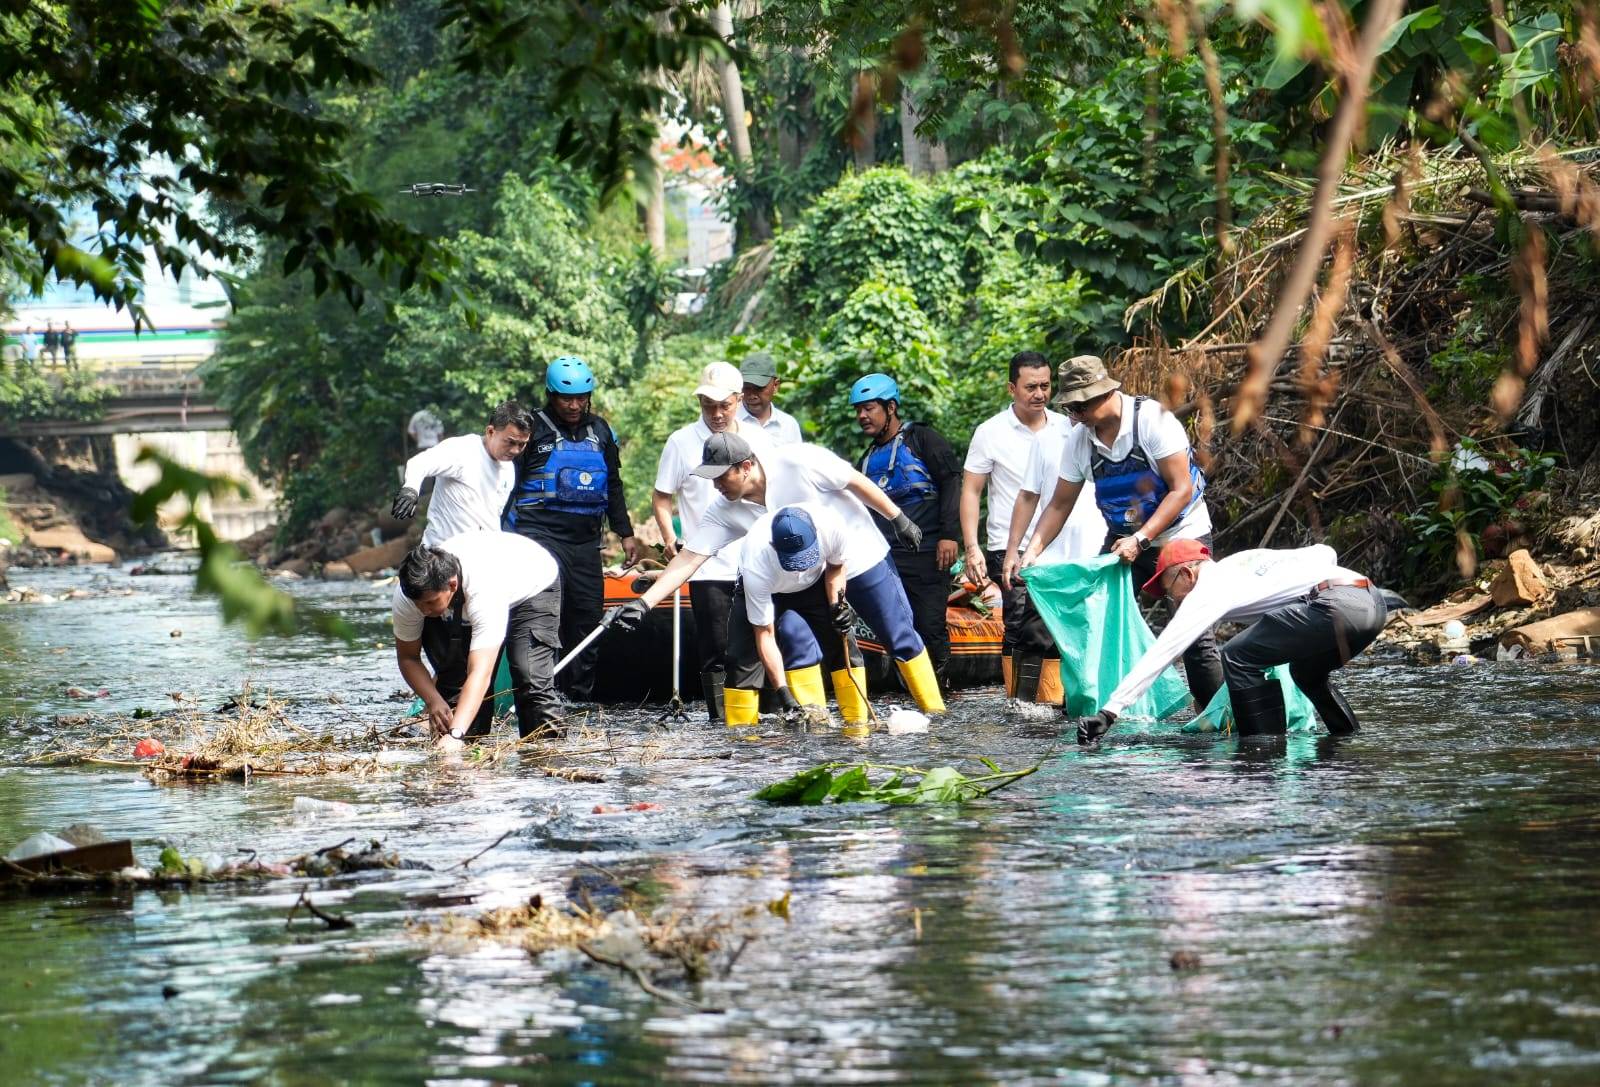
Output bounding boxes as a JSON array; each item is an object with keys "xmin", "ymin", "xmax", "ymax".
[
  {"xmin": 1090, "ymin": 396, "xmax": 1206, "ymax": 533},
  {"xmin": 861, "ymin": 424, "xmax": 938, "ymax": 507},
  {"xmin": 509, "ymin": 411, "xmax": 610, "ymax": 520}
]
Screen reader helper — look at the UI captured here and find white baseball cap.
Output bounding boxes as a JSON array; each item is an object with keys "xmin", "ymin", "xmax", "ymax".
[{"xmin": 693, "ymin": 362, "xmax": 743, "ymax": 401}]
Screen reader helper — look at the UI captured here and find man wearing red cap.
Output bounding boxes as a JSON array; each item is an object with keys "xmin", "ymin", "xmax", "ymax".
[{"xmin": 1071, "ymin": 541, "xmax": 1388, "ymax": 743}]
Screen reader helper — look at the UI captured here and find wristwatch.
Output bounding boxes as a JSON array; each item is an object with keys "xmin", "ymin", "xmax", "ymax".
[{"xmin": 1133, "ymin": 531, "xmax": 1152, "ymax": 552}]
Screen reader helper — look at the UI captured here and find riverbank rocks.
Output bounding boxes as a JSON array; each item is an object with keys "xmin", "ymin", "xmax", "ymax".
[
  {"xmin": 323, "ymin": 560, "xmax": 356, "ymax": 581},
  {"xmin": 1490, "ymin": 549, "xmax": 1550, "ymax": 607},
  {"xmin": 25, "ymin": 524, "xmax": 116, "ymax": 564},
  {"xmin": 341, "ymin": 535, "xmax": 411, "ymax": 576}
]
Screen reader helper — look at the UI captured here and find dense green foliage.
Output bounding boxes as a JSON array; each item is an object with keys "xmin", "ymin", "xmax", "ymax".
[{"xmin": 0, "ymin": 364, "xmax": 107, "ymax": 423}]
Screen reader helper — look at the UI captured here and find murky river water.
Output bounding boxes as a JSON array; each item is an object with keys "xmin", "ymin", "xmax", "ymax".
[{"xmin": 3, "ymin": 558, "xmax": 1599, "ymax": 1084}]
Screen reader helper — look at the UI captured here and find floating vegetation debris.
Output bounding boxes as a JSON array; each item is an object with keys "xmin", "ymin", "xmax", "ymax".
[
  {"xmin": 753, "ymin": 758, "xmax": 1040, "ymax": 805},
  {"xmin": 411, "ymin": 884, "xmax": 786, "ymax": 1011}
]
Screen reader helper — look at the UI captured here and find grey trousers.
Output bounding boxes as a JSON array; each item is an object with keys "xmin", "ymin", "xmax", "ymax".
[{"xmin": 1220, "ymin": 583, "xmax": 1388, "ymax": 693}]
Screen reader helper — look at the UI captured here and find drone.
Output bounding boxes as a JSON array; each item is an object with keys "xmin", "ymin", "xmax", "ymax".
[{"xmin": 400, "ymin": 182, "xmax": 475, "ymax": 197}]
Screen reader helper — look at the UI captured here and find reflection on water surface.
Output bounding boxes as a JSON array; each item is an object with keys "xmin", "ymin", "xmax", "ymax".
[{"xmin": 3, "ymin": 559, "xmax": 1600, "ymax": 1084}]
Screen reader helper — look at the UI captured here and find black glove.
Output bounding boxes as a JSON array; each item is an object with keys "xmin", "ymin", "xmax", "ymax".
[
  {"xmin": 606, "ymin": 598, "xmax": 650, "ymax": 633},
  {"xmin": 890, "ymin": 511, "xmax": 923, "ymax": 551},
  {"xmin": 831, "ymin": 597, "xmax": 858, "ymax": 635},
  {"xmin": 775, "ymin": 685, "xmax": 804, "ymax": 724},
  {"xmin": 1074, "ymin": 709, "xmax": 1118, "ymax": 746},
  {"xmin": 391, "ymin": 486, "xmax": 419, "ymax": 520}
]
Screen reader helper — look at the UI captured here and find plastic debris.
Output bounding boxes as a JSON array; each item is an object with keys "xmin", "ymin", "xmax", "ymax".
[
  {"xmin": 292, "ymin": 796, "xmax": 358, "ymax": 818},
  {"xmin": 133, "ymin": 737, "xmax": 165, "ymax": 759},
  {"xmin": 6, "ymin": 831, "xmax": 76, "ymax": 862},
  {"xmin": 65, "ymin": 687, "xmax": 110, "ymax": 700},
  {"xmin": 886, "ymin": 709, "xmax": 931, "ymax": 734}
]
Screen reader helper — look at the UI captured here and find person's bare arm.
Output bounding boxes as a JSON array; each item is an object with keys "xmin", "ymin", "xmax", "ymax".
[
  {"xmin": 959, "ymin": 470, "xmax": 990, "ymax": 586},
  {"xmin": 651, "ymin": 489, "xmax": 679, "ymax": 561},
  {"xmin": 823, "ymin": 562, "xmax": 847, "ymax": 607},
  {"xmin": 754, "ymin": 624, "xmax": 786, "ymax": 690},
  {"xmin": 636, "ymin": 547, "xmax": 710, "ymax": 608},
  {"xmin": 1109, "ymin": 452, "xmax": 1192, "ymax": 563},
  {"xmin": 445, "ymin": 647, "xmax": 500, "ymax": 738},
  {"xmin": 1001, "ymin": 489, "xmax": 1040, "ymax": 589},
  {"xmin": 1021, "ymin": 478, "xmax": 1085, "ymax": 567},
  {"xmin": 396, "ymin": 637, "xmax": 451, "ymax": 735}
]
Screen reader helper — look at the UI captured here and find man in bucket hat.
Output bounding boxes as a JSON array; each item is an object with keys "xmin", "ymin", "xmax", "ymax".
[
  {"xmin": 1020, "ymin": 354, "xmax": 1224, "ymax": 710},
  {"xmin": 1069, "ymin": 540, "xmax": 1387, "ymax": 744}
]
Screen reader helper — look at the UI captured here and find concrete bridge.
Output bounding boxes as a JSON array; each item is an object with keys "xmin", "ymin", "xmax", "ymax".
[{"xmin": 1, "ymin": 362, "xmax": 228, "ymax": 438}]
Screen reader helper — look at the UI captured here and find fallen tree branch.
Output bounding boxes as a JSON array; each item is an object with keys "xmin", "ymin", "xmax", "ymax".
[{"xmin": 1233, "ymin": 0, "xmax": 1405, "ymax": 431}]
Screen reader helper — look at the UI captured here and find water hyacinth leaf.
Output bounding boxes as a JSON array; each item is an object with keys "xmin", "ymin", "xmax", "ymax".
[
  {"xmin": 826, "ymin": 766, "xmax": 873, "ymax": 801},
  {"xmin": 752, "ymin": 765, "xmax": 837, "ymax": 804}
]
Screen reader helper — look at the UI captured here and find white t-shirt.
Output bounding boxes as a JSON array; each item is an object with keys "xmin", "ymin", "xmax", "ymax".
[
  {"xmin": 739, "ymin": 502, "xmax": 884, "ymax": 626},
  {"xmin": 689, "ymin": 444, "xmax": 889, "ymax": 577},
  {"xmin": 1021, "ymin": 423, "xmax": 1105, "ymax": 561},
  {"xmin": 963, "ymin": 406, "xmax": 1070, "ymax": 552},
  {"xmin": 654, "ymin": 418, "xmax": 773, "ymax": 582},
  {"xmin": 402, "ymin": 434, "xmax": 515, "ymax": 547},
  {"xmin": 407, "ymin": 409, "xmax": 445, "ymax": 450},
  {"xmin": 737, "ymin": 403, "xmax": 803, "ymax": 446},
  {"xmin": 1104, "ymin": 545, "xmax": 1367, "ymax": 715},
  {"xmin": 391, "ymin": 531, "xmax": 559, "ymax": 653},
  {"xmin": 1058, "ymin": 393, "xmax": 1212, "ymax": 543}
]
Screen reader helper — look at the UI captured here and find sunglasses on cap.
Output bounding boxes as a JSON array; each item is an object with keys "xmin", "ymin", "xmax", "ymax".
[{"xmin": 1062, "ymin": 390, "xmax": 1112, "ymax": 415}]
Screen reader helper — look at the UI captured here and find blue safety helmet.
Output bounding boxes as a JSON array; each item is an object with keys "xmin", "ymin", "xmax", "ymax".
[
  {"xmin": 546, "ymin": 356, "xmax": 596, "ymax": 394},
  {"xmin": 849, "ymin": 373, "xmax": 900, "ymax": 406}
]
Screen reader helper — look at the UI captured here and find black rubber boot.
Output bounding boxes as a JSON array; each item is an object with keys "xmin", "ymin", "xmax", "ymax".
[
  {"xmin": 1013, "ymin": 655, "xmax": 1044, "ymax": 703},
  {"xmin": 700, "ymin": 669, "xmax": 726, "ymax": 724},
  {"xmin": 1230, "ymin": 682, "xmax": 1287, "ymax": 737},
  {"xmin": 1291, "ymin": 667, "xmax": 1359, "ymax": 735}
]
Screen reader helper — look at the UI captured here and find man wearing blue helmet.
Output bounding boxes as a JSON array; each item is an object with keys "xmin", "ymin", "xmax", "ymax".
[
  {"xmin": 851, "ymin": 372, "xmax": 961, "ymax": 688},
  {"xmin": 505, "ymin": 356, "xmax": 640, "ymax": 703}
]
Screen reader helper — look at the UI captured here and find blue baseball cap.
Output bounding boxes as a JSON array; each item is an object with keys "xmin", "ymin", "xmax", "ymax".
[{"xmin": 771, "ymin": 507, "xmax": 820, "ymax": 572}]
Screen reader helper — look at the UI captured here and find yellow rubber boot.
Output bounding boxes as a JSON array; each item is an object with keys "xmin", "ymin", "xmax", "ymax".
[
  {"xmin": 895, "ymin": 649, "xmax": 946, "ymax": 714},
  {"xmin": 786, "ymin": 664, "xmax": 827, "ymax": 707},
  {"xmin": 724, "ymin": 686, "xmax": 761, "ymax": 727},
  {"xmin": 1001, "ymin": 654, "xmax": 1015, "ymax": 698},
  {"xmin": 1037, "ymin": 658, "xmax": 1065, "ymax": 706},
  {"xmin": 831, "ymin": 667, "xmax": 871, "ymax": 724}
]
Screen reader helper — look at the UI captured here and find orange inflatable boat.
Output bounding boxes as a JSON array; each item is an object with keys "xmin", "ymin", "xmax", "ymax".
[{"xmin": 591, "ymin": 573, "xmax": 1004, "ymax": 703}]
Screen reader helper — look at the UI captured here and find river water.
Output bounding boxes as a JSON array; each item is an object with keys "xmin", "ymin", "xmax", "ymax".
[{"xmin": 2, "ymin": 558, "xmax": 1599, "ymax": 1084}]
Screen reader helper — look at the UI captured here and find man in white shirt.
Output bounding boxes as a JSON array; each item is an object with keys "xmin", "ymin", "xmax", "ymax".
[
  {"xmin": 737, "ymin": 351, "xmax": 803, "ymax": 445},
  {"xmin": 614, "ymin": 433, "xmax": 943, "ymax": 724},
  {"xmin": 391, "ymin": 532, "xmax": 563, "ymax": 742},
  {"xmin": 1071, "ymin": 540, "xmax": 1387, "ymax": 743},
  {"xmin": 407, "ymin": 408, "xmax": 445, "ymax": 452},
  {"xmin": 391, "ymin": 401, "xmax": 532, "ymax": 546},
  {"xmin": 650, "ymin": 362, "xmax": 773, "ymax": 722},
  {"xmin": 1021, "ymin": 354, "xmax": 1224, "ymax": 709},
  {"xmin": 736, "ymin": 500, "xmax": 937, "ymax": 726},
  {"xmin": 960, "ymin": 351, "xmax": 1071, "ymax": 705}
]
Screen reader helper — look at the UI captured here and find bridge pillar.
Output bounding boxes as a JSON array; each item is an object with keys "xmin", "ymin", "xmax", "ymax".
[{"xmin": 113, "ymin": 431, "xmax": 277, "ymax": 542}]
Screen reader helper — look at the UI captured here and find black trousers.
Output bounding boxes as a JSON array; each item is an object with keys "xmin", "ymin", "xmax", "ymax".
[
  {"xmin": 689, "ymin": 579, "xmax": 735, "ymax": 674},
  {"xmin": 420, "ymin": 585, "xmax": 563, "ymax": 739},
  {"xmin": 1117, "ymin": 532, "xmax": 1225, "ymax": 708},
  {"xmin": 531, "ymin": 534, "xmax": 602, "ymax": 700},
  {"xmin": 893, "ymin": 549, "xmax": 950, "ymax": 675},
  {"xmin": 985, "ymin": 549, "xmax": 1055, "ymax": 658},
  {"xmin": 1221, "ymin": 584, "xmax": 1388, "ymax": 692}
]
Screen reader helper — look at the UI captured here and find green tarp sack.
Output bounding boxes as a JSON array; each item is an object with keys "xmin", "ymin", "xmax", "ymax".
[
  {"xmin": 406, "ymin": 654, "xmax": 515, "ymax": 719},
  {"xmin": 1021, "ymin": 555, "xmax": 1319, "ymax": 732}
]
